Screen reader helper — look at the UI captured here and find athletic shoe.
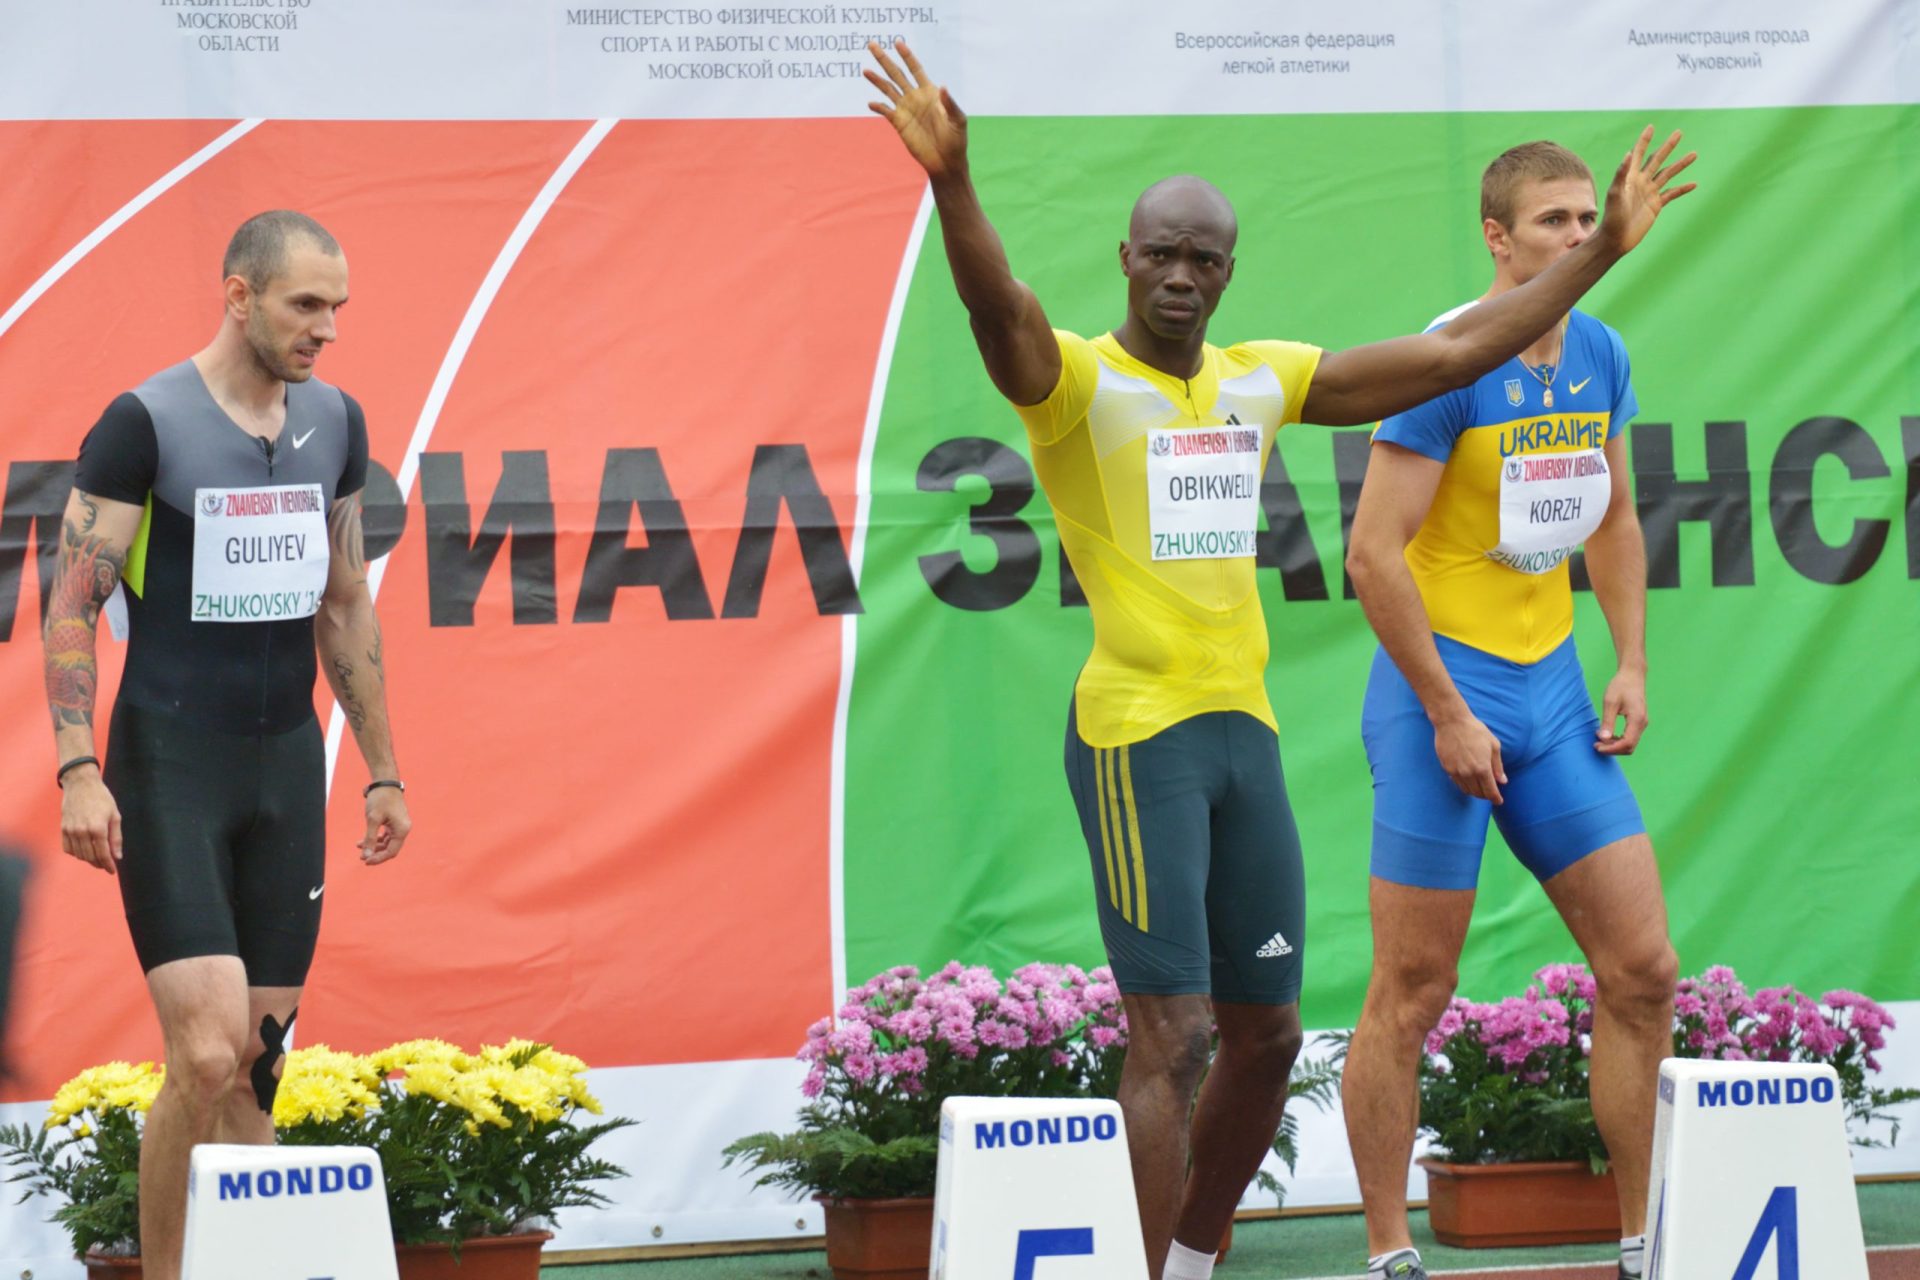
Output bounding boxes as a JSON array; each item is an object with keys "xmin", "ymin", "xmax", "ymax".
[{"xmin": 1374, "ymin": 1260, "xmax": 1427, "ymax": 1279}]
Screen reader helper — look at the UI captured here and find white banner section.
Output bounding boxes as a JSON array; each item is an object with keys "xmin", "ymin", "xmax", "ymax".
[{"xmin": 0, "ymin": 0, "xmax": 1912, "ymax": 120}]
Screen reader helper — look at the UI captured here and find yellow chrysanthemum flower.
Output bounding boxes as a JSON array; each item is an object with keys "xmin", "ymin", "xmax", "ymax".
[
  {"xmin": 371, "ymin": 1039, "xmax": 470, "ymax": 1076},
  {"xmin": 532, "ymin": 1047, "xmax": 588, "ymax": 1077},
  {"xmin": 398, "ymin": 1061, "xmax": 459, "ymax": 1106},
  {"xmin": 490, "ymin": 1066, "xmax": 564, "ymax": 1123},
  {"xmin": 46, "ymin": 1062, "xmax": 163, "ymax": 1127},
  {"xmin": 478, "ymin": 1038, "xmax": 546, "ymax": 1065}
]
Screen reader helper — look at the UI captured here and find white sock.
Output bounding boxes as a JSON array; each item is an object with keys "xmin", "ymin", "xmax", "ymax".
[
  {"xmin": 1369, "ymin": 1247, "xmax": 1422, "ymax": 1277},
  {"xmin": 1164, "ymin": 1239, "xmax": 1216, "ymax": 1280},
  {"xmin": 1620, "ymin": 1234, "xmax": 1646, "ymax": 1277}
]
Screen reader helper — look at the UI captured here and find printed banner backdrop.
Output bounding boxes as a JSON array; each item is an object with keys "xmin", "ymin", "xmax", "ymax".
[{"xmin": 1, "ymin": 1, "xmax": 1917, "ymax": 1272}]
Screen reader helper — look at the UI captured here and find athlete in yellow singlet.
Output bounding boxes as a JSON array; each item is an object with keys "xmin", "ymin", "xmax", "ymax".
[
  {"xmin": 1021, "ymin": 330, "xmax": 1319, "ymax": 748},
  {"xmin": 864, "ymin": 41, "xmax": 1695, "ymax": 1280}
]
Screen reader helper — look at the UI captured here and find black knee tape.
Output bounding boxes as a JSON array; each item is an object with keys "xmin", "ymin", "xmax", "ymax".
[{"xmin": 251, "ymin": 1006, "xmax": 297, "ymax": 1113}]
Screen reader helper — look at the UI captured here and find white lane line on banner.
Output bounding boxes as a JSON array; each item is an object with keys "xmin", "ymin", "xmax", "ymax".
[
  {"xmin": 828, "ymin": 183, "xmax": 935, "ymax": 1005},
  {"xmin": 0, "ymin": 118, "xmax": 263, "ymax": 342},
  {"xmin": 324, "ymin": 118, "xmax": 618, "ymax": 789}
]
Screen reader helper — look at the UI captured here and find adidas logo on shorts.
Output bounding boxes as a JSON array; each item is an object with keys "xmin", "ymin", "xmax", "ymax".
[{"xmin": 1256, "ymin": 931, "xmax": 1293, "ymax": 959}]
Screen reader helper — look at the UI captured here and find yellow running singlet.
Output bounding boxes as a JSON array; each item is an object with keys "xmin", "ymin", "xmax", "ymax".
[{"xmin": 1013, "ymin": 330, "xmax": 1320, "ymax": 749}]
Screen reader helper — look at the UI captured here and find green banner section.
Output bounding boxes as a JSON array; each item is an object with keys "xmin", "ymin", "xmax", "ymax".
[{"xmin": 845, "ymin": 105, "xmax": 1920, "ymax": 1026}]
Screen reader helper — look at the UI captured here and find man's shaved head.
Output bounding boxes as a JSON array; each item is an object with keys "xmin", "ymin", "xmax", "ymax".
[
  {"xmin": 222, "ymin": 210, "xmax": 340, "ymax": 293},
  {"xmin": 1117, "ymin": 175, "xmax": 1238, "ymax": 353},
  {"xmin": 1129, "ymin": 176, "xmax": 1238, "ymax": 249}
]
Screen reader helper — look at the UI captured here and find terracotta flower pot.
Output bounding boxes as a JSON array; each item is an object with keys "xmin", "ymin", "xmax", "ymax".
[
  {"xmin": 818, "ymin": 1195, "xmax": 935, "ymax": 1280},
  {"xmin": 81, "ymin": 1251, "xmax": 142, "ymax": 1280},
  {"xmin": 1418, "ymin": 1157, "xmax": 1621, "ymax": 1247},
  {"xmin": 394, "ymin": 1231, "xmax": 552, "ymax": 1280}
]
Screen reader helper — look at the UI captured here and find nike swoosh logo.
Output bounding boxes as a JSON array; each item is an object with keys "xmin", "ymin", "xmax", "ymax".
[
  {"xmin": 1568, "ymin": 376, "xmax": 1592, "ymax": 395},
  {"xmin": 309, "ymin": 885, "xmax": 324, "ymax": 900},
  {"xmin": 291, "ymin": 428, "xmax": 317, "ymax": 449}
]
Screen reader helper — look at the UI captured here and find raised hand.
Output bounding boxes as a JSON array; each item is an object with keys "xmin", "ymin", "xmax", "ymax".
[
  {"xmin": 1599, "ymin": 126, "xmax": 1698, "ymax": 255},
  {"xmin": 865, "ymin": 40, "xmax": 968, "ymax": 179}
]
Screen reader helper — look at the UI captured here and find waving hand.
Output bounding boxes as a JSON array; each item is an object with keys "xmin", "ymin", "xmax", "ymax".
[
  {"xmin": 1596, "ymin": 126, "xmax": 1698, "ymax": 256},
  {"xmin": 866, "ymin": 40, "xmax": 969, "ymax": 179}
]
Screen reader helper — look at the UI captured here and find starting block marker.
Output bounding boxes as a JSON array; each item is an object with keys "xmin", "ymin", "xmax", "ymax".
[
  {"xmin": 181, "ymin": 1144, "xmax": 399, "ymax": 1280},
  {"xmin": 932, "ymin": 1097, "xmax": 1148, "ymax": 1280},
  {"xmin": 1646, "ymin": 1059, "xmax": 1868, "ymax": 1280}
]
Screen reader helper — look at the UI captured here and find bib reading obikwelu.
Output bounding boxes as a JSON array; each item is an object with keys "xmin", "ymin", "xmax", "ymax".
[
  {"xmin": 1490, "ymin": 447, "xmax": 1611, "ymax": 574},
  {"xmin": 191, "ymin": 484, "xmax": 329, "ymax": 622},
  {"xmin": 1145, "ymin": 424, "xmax": 1262, "ymax": 560}
]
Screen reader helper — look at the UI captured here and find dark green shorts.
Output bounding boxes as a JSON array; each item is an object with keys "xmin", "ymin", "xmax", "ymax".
[{"xmin": 1064, "ymin": 704, "xmax": 1305, "ymax": 1005}]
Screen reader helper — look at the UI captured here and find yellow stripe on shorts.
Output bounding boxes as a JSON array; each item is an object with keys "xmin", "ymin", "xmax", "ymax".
[
  {"xmin": 1102, "ymin": 748, "xmax": 1133, "ymax": 923},
  {"xmin": 1119, "ymin": 745, "xmax": 1147, "ymax": 932},
  {"xmin": 1093, "ymin": 748, "xmax": 1120, "ymax": 910}
]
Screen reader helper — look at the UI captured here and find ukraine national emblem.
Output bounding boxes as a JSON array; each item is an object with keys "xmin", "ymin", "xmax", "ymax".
[{"xmin": 1504, "ymin": 378, "xmax": 1524, "ymax": 407}]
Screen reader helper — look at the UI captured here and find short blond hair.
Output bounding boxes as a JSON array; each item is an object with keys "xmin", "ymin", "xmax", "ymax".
[{"xmin": 1480, "ymin": 142, "xmax": 1594, "ymax": 228}]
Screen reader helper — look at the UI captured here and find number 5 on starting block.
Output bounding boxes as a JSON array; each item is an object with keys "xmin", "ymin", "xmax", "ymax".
[
  {"xmin": 1645, "ymin": 1060, "xmax": 1868, "ymax": 1279},
  {"xmin": 931, "ymin": 1098, "xmax": 1148, "ymax": 1280}
]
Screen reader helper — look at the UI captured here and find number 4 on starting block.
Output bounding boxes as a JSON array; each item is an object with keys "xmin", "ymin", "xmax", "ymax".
[
  {"xmin": 1645, "ymin": 1060, "xmax": 1868, "ymax": 1280},
  {"xmin": 931, "ymin": 1097, "xmax": 1148, "ymax": 1280}
]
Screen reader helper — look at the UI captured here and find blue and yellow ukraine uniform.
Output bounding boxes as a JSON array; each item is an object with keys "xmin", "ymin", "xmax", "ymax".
[
  {"xmin": 1364, "ymin": 304, "xmax": 1646, "ymax": 890},
  {"xmin": 1014, "ymin": 329, "xmax": 1320, "ymax": 1002}
]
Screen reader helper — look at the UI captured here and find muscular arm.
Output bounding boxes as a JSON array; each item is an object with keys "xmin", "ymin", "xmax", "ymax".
[
  {"xmin": 1582, "ymin": 433, "xmax": 1650, "ymax": 753},
  {"xmin": 43, "ymin": 491, "xmax": 142, "ymax": 760},
  {"xmin": 1346, "ymin": 443, "xmax": 1508, "ymax": 802},
  {"xmin": 1301, "ymin": 246, "xmax": 1616, "ymax": 426},
  {"xmin": 315, "ymin": 492, "xmax": 396, "ymax": 776},
  {"xmin": 1302, "ymin": 126, "xmax": 1695, "ymax": 427},
  {"xmin": 317, "ymin": 491, "xmax": 412, "ymax": 864},
  {"xmin": 930, "ymin": 173, "xmax": 1061, "ymax": 405},
  {"xmin": 867, "ymin": 40, "xmax": 1059, "ymax": 405},
  {"xmin": 43, "ymin": 489, "xmax": 143, "ymax": 871}
]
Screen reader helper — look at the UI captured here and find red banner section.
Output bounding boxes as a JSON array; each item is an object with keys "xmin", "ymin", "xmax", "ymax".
[{"xmin": 1, "ymin": 120, "xmax": 925, "ymax": 1101}]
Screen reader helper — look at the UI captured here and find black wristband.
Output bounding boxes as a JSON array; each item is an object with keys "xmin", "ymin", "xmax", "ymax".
[
  {"xmin": 363, "ymin": 779, "xmax": 405, "ymax": 798},
  {"xmin": 57, "ymin": 756, "xmax": 100, "ymax": 788}
]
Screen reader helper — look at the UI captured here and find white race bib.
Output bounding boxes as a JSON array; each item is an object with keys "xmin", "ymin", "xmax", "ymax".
[
  {"xmin": 191, "ymin": 485, "xmax": 330, "ymax": 622},
  {"xmin": 1145, "ymin": 425, "xmax": 1262, "ymax": 560},
  {"xmin": 1490, "ymin": 448, "xmax": 1611, "ymax": 574}
]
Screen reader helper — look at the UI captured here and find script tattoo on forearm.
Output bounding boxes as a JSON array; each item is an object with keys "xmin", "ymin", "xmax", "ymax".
[
  {"xmin": 328, "ymin": 492, "xmax": 366, "ymax": 581},
  {"xmin": 43, "ymin": 496, "xmax": 124, "ymax": 733},
  {"xmin": 331, "ymin": 653, "xmax": 368, "ymax": 733}
]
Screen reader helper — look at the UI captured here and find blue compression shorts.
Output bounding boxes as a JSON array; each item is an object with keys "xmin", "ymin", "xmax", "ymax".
[{"xmin": 1361, "ymin": 633, "xmax": 1645, "ymax": 891}]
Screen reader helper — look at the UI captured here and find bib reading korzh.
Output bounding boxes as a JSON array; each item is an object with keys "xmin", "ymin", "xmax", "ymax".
[
  {"xmin": 1146, "ymin": 425, "xmax": 1263, "ymax": 561},
  {"xmin": 191, "ymin": 484, "xmax": 329, "ymax": 622},
  {"xmin": 1491, "ymin": 448, "xmax": 1611, "ymax": 574}
]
